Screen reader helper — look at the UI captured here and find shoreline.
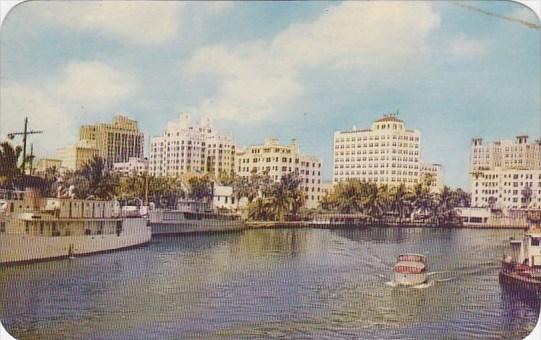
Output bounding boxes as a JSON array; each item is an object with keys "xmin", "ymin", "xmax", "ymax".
[{"xmin": 245, "ymin": 220, "xmax": 529, "ymax": 230}]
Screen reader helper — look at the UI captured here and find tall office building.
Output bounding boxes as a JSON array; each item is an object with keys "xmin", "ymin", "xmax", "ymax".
[
  {"xmin": 80, "ymin": 115, "xmax": 144, "ymax": 168},
  {"xmin": 149, "ymin": 113, "xmax": 236, "ymax": 177},
  {"xmin": 236, "ymin": 138, "xmax": 323, "ymax": 209},
  {"xmin": 333, "ymin": 114, "xmax": 424, "ymax": 186}
]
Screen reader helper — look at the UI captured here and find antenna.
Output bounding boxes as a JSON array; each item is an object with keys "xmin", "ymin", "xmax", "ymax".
[{"xmin": 7, "ymin": 117, "xmax": 43, "ymax": 174}]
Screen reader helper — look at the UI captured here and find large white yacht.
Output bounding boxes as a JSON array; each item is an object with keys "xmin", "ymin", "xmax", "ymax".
[
  {"xmin": 0, "ymin": 189, "xmax": 151, "ymax": 265},
  {"xmin": 149, "ymin": 200, "xmax": 245, "ymax": 235}
]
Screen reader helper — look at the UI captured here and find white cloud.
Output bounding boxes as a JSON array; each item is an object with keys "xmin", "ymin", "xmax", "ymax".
[
  {"xmin": 1, "ymin": 61, "xmax": 139, "ymax": 155},
  {"xmin": 0, "ymin": 82, "xmax": 75, "ymax": 155},
  {"xmin": 36, "ymin": 2, "xmax": 185, "ymax": 46},
  {"xmin": 54, "ymin": 61, "xmax": 138, "ymax": 107},
  {"xmin": 183, "ymin": 2, "xmax": 440, "ymax": 122},
  {"xmin": 447, "ymin": 36, "xmax": 486, "ymax": 59}
]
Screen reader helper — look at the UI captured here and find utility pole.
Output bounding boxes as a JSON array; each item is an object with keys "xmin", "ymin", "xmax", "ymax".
[{"xmin": 7, "ymin": 117, "xmax": 43, "ymax": 175}]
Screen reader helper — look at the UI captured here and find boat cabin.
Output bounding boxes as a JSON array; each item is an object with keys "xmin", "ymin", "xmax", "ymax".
[{"xmin": 506, "ymin": 228, "xmax": 541, "ymax": 267}]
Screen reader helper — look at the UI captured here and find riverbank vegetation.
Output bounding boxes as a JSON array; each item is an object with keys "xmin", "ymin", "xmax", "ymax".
[{"xmin": 320, "ymin": 178, "xmax": 470, "ymax": 226}]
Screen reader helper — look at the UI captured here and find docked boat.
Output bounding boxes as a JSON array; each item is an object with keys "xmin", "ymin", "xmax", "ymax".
[
  {"xmin": 0, "ymin": 189, "xmax": 151, "ymax": 265},
  {"xmin": 393, "ymin": 254, "xmax": 428, "ymax": 286},
  {"xmin": 499, "ymin": 227, "xmax": 541, "ymax": 294},
  {"xmin": 149, "ymin": 204, "xmax": 245, "ymax": 236}
]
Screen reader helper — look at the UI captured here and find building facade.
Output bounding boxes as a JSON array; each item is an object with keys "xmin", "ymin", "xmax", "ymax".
[
  {"xmin": 149, "ymin": 113, "xmax": 236, "ymax": 178},
  {"xmin": 235, "ymin": 138, "xmax": 323, "ymax": 209},
  {"xmin": 113, "ymin": 157, "xmax": 149, "ymax": 177},
  {"xmin": 35, "ymin": 158, "xmax": 62, "ymax": 174},
  {"xmin": 333, "ymin": 114, "xmax": 424, "ymax": 186},
  {"xmin": 212, "ymin": 185, "xmax": 237, "ymax": 210},
  {"xmin": 80, "ymin": 115, "xmax": 144, "ymax": 168},
  {"xmin": 420, "ymin": 162, "xmax": 444, "ymax": 193},
  {"xmin": 54, "ymin": 140, "xmax": 98, "ymax": 171},
  {"xmin": 470, "ymin": 169, "xmax": 541, "ymax": 209},
  {"xmin": 471, "ymin": 136, "xmax": 541, "ymax": 171},
  {"xmin": 470, "ymin": 135, "xmax": 541, "ymax": 209}
]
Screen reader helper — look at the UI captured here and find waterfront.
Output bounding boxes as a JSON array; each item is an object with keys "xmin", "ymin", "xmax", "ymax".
[{"xmin": 1, "ymin": 227, "xmax": 539, "ymax": 339}]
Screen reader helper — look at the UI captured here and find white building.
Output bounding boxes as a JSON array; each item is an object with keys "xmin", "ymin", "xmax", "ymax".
[
  {"xmin": 212, "ymin": 185, "xmax": 237, "ymax": 210},
  {"xmin": 149, "ymin": 113, "xmax": 236, "ymax": 178},
  {"xmin": 470, "ymin": 135, "xmax": 541, "ymax": 209},
  {"xmin": 420, "ymin": 162, "xmax": 444, "ymax": 193},
  {"xmin": 471, "ymin": 168, "xmax": 541, "ymax": 209},
  {"xmin": 333, "ymin": 114, "xmax": 426, "ymax": 186},
  {"xmin": 236, "ymin": 138, "xmax": 323, "ymax": 209},
  {"xmin": 471, "ymin": 135, "xmax": 541, "ymax": 171},
  {"xmin": 113, "ymin": 157, "xmax": 149, "ymax": 176}
]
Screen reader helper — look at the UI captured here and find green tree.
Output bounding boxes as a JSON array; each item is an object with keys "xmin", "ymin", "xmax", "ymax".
[
  {"xmin": 187, "ymin": 175, "xmax": 212, "ymax": 201},
  {"xmin": 390, "ymin": 183, "xmax": 411, "ymax": 222},
  {"xmin": 0, "ymin": 141, "xmax": 22, "ymax": 188}
]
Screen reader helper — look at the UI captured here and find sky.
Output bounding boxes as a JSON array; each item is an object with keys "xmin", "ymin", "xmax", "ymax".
[{"xmin": 0, "ymin": 1, "xmax": 540, "ymax": 189}]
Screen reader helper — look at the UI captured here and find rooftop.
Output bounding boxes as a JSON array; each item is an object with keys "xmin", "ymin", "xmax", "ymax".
[{"xmin": 375, "ymin": 114, "xmax": 403, "ymax": 123}]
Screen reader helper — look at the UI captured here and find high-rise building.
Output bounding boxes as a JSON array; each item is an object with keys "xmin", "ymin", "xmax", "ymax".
[
  {"xmin": 235, "ymin": 138, "xmax": 323, "ymax": 209},
  {"xmin": 149, "ymin": 113, "xmax": 235, "ymax": 177},
  {"xmin": 54, "ymin": 140, "xmax": 98, "ymax": 171},
  {"xmin": 470, "ymin": 135, "xmax": 541, "ymax": 208},
  {"xmin": 80, "ymin": 115, "xmax": 144, "ymax": 168},
  {"xmin": 333, "ymin": 113, "xmax": 423, "ymax": 186}
]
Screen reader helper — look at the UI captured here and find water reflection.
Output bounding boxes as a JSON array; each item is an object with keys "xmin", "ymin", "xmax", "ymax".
[{"xmin": 1, "ymin": 227, "xmax": 539, "ymax": 339}]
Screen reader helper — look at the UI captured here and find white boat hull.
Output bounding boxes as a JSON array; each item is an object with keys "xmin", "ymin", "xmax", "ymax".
[
  {"xmin": 393, "ymin": 272, "xmax": 427, "ymax": 286},
  {"xmin": 151, "ymin": 220, "xmax": 245, "ymax": 235},
  {"xmin": 0, "ymin": 218, "xmax": 151, "ymax": 265}
]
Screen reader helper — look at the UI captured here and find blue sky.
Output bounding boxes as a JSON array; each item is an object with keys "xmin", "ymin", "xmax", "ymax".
[{"xmin": 1, "ymin": 1, "xmax": 539, "ymax": 189}]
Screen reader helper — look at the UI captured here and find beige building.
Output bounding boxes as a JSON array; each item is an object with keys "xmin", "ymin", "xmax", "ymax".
[
  {"xmin": 333, "ymin": 114, "xmax": 424, "ymax": 186},
  {"xmin": 113, "ymin": 157, "xmax": 149, "ymax": 177},
  {"xmin": 35, "ymin": 158, "xmax": 62, "ymax": 174},
  {"xmin": 236, "ymin": 138, "xmax": 323, "ymax": 209},
  {"xmin": 420, "ymin": 162, "xmax": 444, "ymax": 193},
  {"xmin": 80, "ymin": 115, "xmax": 144, "ymax": 168},
  {"xmin": 471, "ymin": 169, "xmax": 541, "ymax": 209},
  {"xmin": 471, "ymin": 136, "xmax": 541, "ymax": 171},
  {"xmin": 149, "ymin": 113, "xmax": 236, "ymax": 177},
  {"xmin": 470, "ymin": 135, "xmax": 541, "ymax": 209},
  {"xmin": 54, "ymin": 140, "xmax": 98, "ymax": 171}
]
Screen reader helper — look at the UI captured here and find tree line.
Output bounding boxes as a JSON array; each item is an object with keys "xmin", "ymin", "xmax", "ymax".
[{"xmin": 321, "ymin": 177, "xmax": 470, "ymax": 226}]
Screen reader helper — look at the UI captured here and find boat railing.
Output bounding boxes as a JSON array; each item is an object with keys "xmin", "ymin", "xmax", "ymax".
[
  {"xmin": 0, "ymin": 189, "xmax": 26, "ymax": 201},
  {"xmin": 397, "ymin": 254, "xmax": 426, "ymax": 263}
]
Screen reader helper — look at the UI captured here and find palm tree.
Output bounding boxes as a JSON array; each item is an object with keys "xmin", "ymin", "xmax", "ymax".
[
  {"xmin": 391, "ymin": 183, "xmax": 411, "ymax": 223},
  {"xmin": 329, "ymin": 179, "xmax": 362, "ymax": 213},
  {"xmin": 410, "ymin": 182, "xmax": 432, "ymax": 221},
  {"xmin": 0, "ymin": 141, "xmax": 22, "ymax": 188},
  {"xmin": 361, "ymin": 182, "xmax": 386, "ymax": 220},
  {"xmin": 248, "ymin": 198, "xmax": 272, "ymax": 221},
  {"xmin": 75, "ymin": 156, "xmax": 117, "ymax": 199}
]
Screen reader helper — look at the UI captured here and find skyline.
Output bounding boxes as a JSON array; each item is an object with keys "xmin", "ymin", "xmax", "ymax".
[{"xmin": 1, "ymin": 1, "xmax": 540, "ymax": 189}]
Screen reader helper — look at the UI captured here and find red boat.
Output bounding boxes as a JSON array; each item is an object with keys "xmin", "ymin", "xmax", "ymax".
[{"xmin": 499, "ymin": 227, "xmax": 541, "ymax": 295}]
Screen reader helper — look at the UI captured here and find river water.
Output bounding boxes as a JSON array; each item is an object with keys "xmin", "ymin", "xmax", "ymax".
[{"xmin": 1, "ymin": 227, "xmax": 539, "ymax": 339}]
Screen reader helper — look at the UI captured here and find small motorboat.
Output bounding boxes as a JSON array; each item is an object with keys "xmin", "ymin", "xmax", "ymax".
[{"xmin": 393, "ymin": 254, "xmax": 428, "ymax": 286}]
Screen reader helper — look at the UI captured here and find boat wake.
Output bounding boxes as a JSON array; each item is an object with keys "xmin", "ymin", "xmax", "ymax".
[
  {"xmin": 411, "ymin": 280, "xmax": 435, "ymax": 289},
  {"xmin": 385, "ymin": 279, "xmax": 441, "ymax": 289},
  {"xmin": 427, "ymin": 270, "xmax": 451, "ymax": 277}
]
